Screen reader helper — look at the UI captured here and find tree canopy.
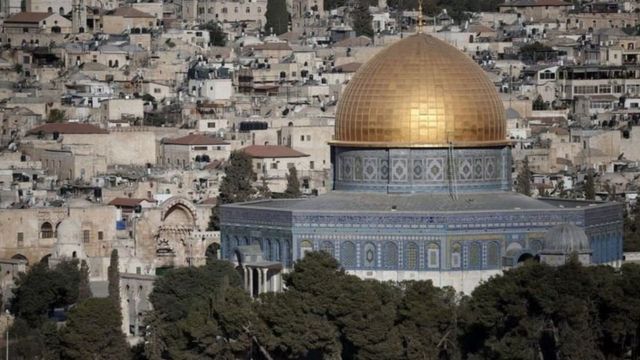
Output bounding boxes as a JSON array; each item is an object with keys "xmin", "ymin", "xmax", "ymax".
[
  {"xmin": 284, "ymin": 165, "xmax": 302, "ymax": 198},
  {"xmin": 515, "ymin": 156, "xmax": 532, "ymax": 196},
  {"xmin": 264, "ymin": 0, "xmax": 289, "ymax": 35}
]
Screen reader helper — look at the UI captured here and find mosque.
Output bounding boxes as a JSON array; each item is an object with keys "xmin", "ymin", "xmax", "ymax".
[{"xmin": 220, "ymin": 33, "xmax": 624, "ymax": 294}]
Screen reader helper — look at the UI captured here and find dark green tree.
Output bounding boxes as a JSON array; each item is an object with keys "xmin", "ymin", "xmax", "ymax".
[
  {"xmin": 47, "ymin": 109, "xmax": 66, "ymax": 123},
  {"xmin": 264, "ymin": 0, "xmax": 289, "ymax": 35},
  {"xmin": 11, "ymin": 260, "xmax": 80, "ymax": 327},
  {"xmin": 397, "ymin": 281, "xmax": 459, "ymax": 359},
  {"xmin": 208, "ymin": 151, "xmax": 256, "ymax": 230},
  {"xmin": 108, "ymin": 249, "xmax": 120, "ymax": 305},
  {"xmin": 351, "ymin": 0, "xmax": 374, "ymax": 38},
  {"xmin": 515, "ymin": 156, "xmax": 532, "ymax": 196},
  {"xmin": 284, "ymin": 165, "xmax": 301, "ymax": 198},
  {"xmin": 59, "ymin": 298, "xmax": 130, "ymax": 360},
  {"xmin": 78, "ymin": 260, "xmax": 92, "ymax": 302},
  {"xmin": 145, "ymin": 261, "xmax": 255, "ymax": 359},
  {"xmin": 532, "ymin": 94, "xmax": 548, "ymax": 110},
  {"xmin": 624, "ymin": 204, "xmax": 640, "ymax": 252},
  {"xmin": 203, "ymin": 21, "xmax": 226, "ymax": 46},
  {"xmin": 584, "ymin": 169, "xmax": 596, "ymax": 200}
]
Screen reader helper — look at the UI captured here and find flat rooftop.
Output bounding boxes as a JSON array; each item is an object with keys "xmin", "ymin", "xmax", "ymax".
[{"xmin": 230, "ymin": 191, "xmax": 607, "ymax": 213}]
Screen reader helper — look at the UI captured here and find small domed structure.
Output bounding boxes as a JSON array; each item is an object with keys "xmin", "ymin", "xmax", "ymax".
[
  {"xmin": 540, "ymin": 223, "xmax": 592, "ymax": 266},
  {"xmin": 52, "ymin": 217, "xmax": 86, "ymax": 262}
]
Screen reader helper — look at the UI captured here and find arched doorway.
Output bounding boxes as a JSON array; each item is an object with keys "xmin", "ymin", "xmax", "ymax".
[
  {"xmin": 517, "ymin": 253, "xmax": 535, "ymax": 264},
  {"xmin": 205, "ymin": 243, "xmax": 220, "ymax": 263},
  {"xmin": 11, "ymin": 254, "xmax": 28, "ymax": 265},
  {"xmin": 40, "ymin": 254, "xmax": 51, "ymax": 265}
]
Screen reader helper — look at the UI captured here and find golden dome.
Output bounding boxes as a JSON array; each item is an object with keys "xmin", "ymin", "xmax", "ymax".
[{"xmin": 333, "ymin": 34, "xmax": 507, "ymax": 148}]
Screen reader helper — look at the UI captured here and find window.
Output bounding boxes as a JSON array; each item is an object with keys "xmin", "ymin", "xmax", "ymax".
[
  {"xmin": 487, "ymin": 242, "xmax": 500, "ymax": 267},
  {"xmin": 306, "ymin": 135, "xmax": 311, "ymax": 141},
  {"xmin": 193, "ymin": 146, "xmax": 208, "ymax": 151},
  {"xmin": 539, "ymin": 70, "xmax": 555, "ymax": 80},
  {"xmin": 427, "ymin": 243, "xmax": 439, "ymax": 268},
  {"xmin": 98, "ymin": 231, "xmax": 104, "ymax": 240},
  {"xmin": 599, "ymin": 84, "xmax": 611, "ymax": 94},
  {"xmin": 40, "ymin": 222, "xmax": 54, "ymax": 238},
  {"xmin": 234, "ymin": 7, "xmax": 238, "ymax": 12},
  {"xmin": 310, "ymin": 161, "xmax": 314, "ymax": 170},
  {"xmin": 222, "ymin": 7, "xmax": 227, "ymax": 13},
  {"xmin": 574, "ymin": 85, "xmax": 598, "ymax": 94},
  {"xmin": 382, "ymin": 241, "xmax": 398, "ymax": 269},
  {"xmin": 300, "ymin": 240, "xmax": 313, "ymax": 259},
  {"xmin": 341, "ymin": 241, "xmax": 356, "ymax": 267},
  {"xmin": 274, "ymin": 240, "xmax": 281, "ymax": 261},
  {"xmin": 363, "ymin": 242, "xmax": 376, "ymax": 267},
  {"xmin": 154, "ymin": 88, "xmax": 161, "ymax": 94},
  {"xmin": 270, "ymin": 163, "xmax": 278, "ymax": 169},
  {"xmin": 264, "ymin": 239, "xmax": 271, "ymax": 260},
  {"xmin": 83, "ymin": 230, "xmax": 90, "ymax": 243},
  {"xmin": 257, "ymin": 7, "xmax": 262, "ymax": 12},
  {"xmin": 246, "ymin": 6, "xmax": 250, "ymax": 13},
  {"xmin": 469, "ymin": 243, "xmax": 482, "ymax": 268},
  {"xmin": 17, "ymin": 233, "xmax": 24, "ymax": 248},
  {"xmin": 256, "ymin": 163, "xmax": 261, "ymax": 170},
  {"xmin": 406, "ymin": 242, "xmax": 418, "ymax": 270},
  {"xmin": 300, "ymin": 135, "xmax": 305, "ymax": 141},
  {"xmin": 23, "ymin": 27, "xmax": 29, "ymax": 33},
  {"xmin": 451, "ymin": 243, "xmax": 461, "ymax": 268},
  {"xmin": 320, "ymin": 241, "xmax": 333, "ymax": 256},
  {"xmin": 207, "ymin": 122, "xmax": 216, "ymax": 128}
]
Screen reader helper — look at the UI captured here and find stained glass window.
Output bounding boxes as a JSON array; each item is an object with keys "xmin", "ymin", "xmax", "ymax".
[
  {"xmin": 341, "ymin": 241, "xmax": 356, "ymax": 267},
  {"xmin": 406, "ymin": 242, "xmax": 418, "ymax": 270}
]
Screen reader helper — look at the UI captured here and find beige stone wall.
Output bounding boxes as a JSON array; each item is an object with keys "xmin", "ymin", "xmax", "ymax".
[{"xmin": 0, "ymin": 205, "xmax": 119, "ymax": 264}]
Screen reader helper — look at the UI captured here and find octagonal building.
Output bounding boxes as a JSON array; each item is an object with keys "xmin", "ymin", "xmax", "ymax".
[{"xmin": 220, "ymin": 34, "xmax": 623, "ymax": 294}]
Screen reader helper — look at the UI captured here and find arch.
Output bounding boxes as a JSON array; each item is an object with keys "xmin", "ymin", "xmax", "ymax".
[
  {"xmin": 273, "ymin": 240, "xmax": 281, "ymax": 261},
  {"xmin": 517, "ymin": 253, "xmax": 535, "ymax": 263},
  {"xmin": 264, "ymin": 239, "xmax": 272, "ymax": 260},
  {"xmin": 406, "ymin": 242, "xmax": 418, "ymax": 270},
  {"xmin": 320, "ymin": 241, "xmax": 333, "ymax": 257},
  {"xmin": 161, "ymin": 197, "xmax": 197, "ymax": 224},
  {"xmin": 78, "ymin": 27, "xmax": 84, "ymax": 33},
  {"xmin": 11, "ymin": 254, "xmax": 28, "ymax": 265},
  {"xmin": 362, "ymin": 242, "xmax": 376, "ymax": 267},
  {"xmin": 40, "ymin": 254, "xmax": 51, "ymax": 265},
  {"xmin": 59, "ymin": 6, "xmax": 64, "ymax": 15},
  {"xmin": 487, "ymin": 241, "xmax": 500, "ymax": 267},
  {"xmin": 451, "ymin": 243, "xmax": 462, "ymax": 268},
  {"xmin": 530, "ymin": 239, "xmax": 543, "ymax": 253},
  {"xmin": 47, "ymin": 6, "xmax": 52, "ymax": 12},
  {"xmin": 40, "ymin": 222, "xmax": 54, "ymax": 238},
  {"xmin": 246, "ymin": 6, "xmax": 250, "ymax": 13},
  {"xmin": 382, "ymin": 241, "xmax": 398, "ymax": 269},
  {"xmin": 341, "ymin": 241, "xmax": 356, "ymax": 268},
  {"xmin": 427, "ymin": 242, "xmax": 440, "ymax": 268},
  {"xmin": 469, "ymin": 242, "xmax": 482, "ymax": 269},
  {"xmin": 300, "ymin": 240, "xmax": 313, "ymax": 259}
]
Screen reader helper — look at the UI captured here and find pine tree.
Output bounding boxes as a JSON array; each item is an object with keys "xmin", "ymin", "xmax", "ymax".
[
  {"xmin": 284, "ymin": 166, "xmax": 301, "ymax": 198},
  {"xmin": 208, "ymin": 151, "xmax": 256, "ymax": 230},
  {"xmin": 78, "ymin": 260, "xmax": 92, "ymax": 302},
  {"xmin": 108, "ymin": 249, "xmax": 120, "ymax": 306},
  {"xmin": 264, "ymin": 0, "xmax": 289, "ymax": 35},
  {"xmin": 515, "ymin": 157, "xmax": 532, "ymax": 196},
  {"xmin": 584, "ymin": 169, "xmax": 596, "ymax": 200},
  {"xmin": 351, "ymin": 0, "xmax": 374, "ymax": 38}
]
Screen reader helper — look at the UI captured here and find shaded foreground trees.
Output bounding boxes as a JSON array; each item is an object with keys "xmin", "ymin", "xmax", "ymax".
[{"xmin": 143, "ymin": 253, "xmax": 640, "ymax": 360}]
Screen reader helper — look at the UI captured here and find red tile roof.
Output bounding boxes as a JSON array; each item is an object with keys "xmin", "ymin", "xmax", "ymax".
[
  {"xmin": 242, "ymin": 145, "xmax": 308, "ymax": 158},
  {"xmin": 108, "ymin": 197, "xmax": 151, "ymax": 207},
  {"xmin": 29, "ymin": 123, "xmax": 108, "ymax": 135},
  {"xmin": 164, "ymin": 134, "xmax": 229, "ymax": 146},
  {"xmin": 4, "ymin": 12, "xmax": 52, "ymax": 23}
]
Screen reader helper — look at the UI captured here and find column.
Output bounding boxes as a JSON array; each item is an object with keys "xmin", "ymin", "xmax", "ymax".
[
  {"xmin": 262, "ymin": 268, "xmax": 268, "ymax": 293},
  {"xmin": 248, "ymin": 266, "xmax": 253, "ymax": 297}
]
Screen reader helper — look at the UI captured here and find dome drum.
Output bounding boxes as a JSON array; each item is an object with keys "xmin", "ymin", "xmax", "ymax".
[{"xmin": 333, "ymin": 146, "xmax": 512, "ymax": 193}]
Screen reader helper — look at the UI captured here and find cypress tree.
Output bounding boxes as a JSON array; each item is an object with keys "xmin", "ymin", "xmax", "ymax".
[
  {"xmin": 78, "ymin": 260, "xmax": 92, "ymax": 302},
  {"xmin": 351, "ymin": 0, "xmax": 374, "ymax": 38},
  {"xmin": 284, "ymin": 166, "xmax": 301, "ymax": 198},
  {"xmin": 584, "ymin": 169, "xmax": 596, "ymax": 200},
  {"xmin": 264, "ymin": 0, "xmax": 289, "ymax": 35},
  {"xmin": 107, "ymin": 249, "xmax": 120, "ymax": 306}
]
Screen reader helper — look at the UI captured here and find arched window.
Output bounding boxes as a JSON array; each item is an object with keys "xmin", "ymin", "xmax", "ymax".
[
  {"xmin": 427, "ymin": 243, "xmax": 439, "ymax": 268},
  {"xmin": 469, "ymin": 242, "xmax": 482, "ymax": 269},
  {"xmin": 487, "ymin": 242, "xmax": 500, "ymax": 267},
  {"xmin": 59, "ymin": 6, "xmax": 64, "ymax": 15},
  {"xmin": 40, "ymin": 222, "xmax": 53, "ymax": 238},
  {"xmin": 320, "ymin": 241, "xmax": 333, "ymax": 257},
  {"xmin": 363, "ymin": 242, "xmax": 376, "ymax": 267},
  {"xmin": 246, "ymin": 6, "xmax": 250, "ymax": 13},
  {"xmin": 451, "ymin": 243, "xmax": 461, "ymax": 268},
  {"xmin": 222, "ymin": 7, "xmax": 227, "ymax": 13},
  {"xmin": 406, "ymin": 242, "xmax": 418, "ymax": 270},
  {"xmin": 234, "ymin": 7, "xmax": 238, "ymax": 13},
  {"xmin": 300, "ymin": 240, "xmax": 313, "ymax": 259},
  {"xmin": 382, "ymin": 241, "xmax": 397, "ymax": 269},
  {"xmin": 47, "ymin": 6, "xmax": 52, "ymax": 12},
  {"xmin": 257, "ymin": 7, "xmax": 262, "ymax": 12},
  {"xmin": 341, "ymin": 241, "xmax": 356, "ymax": 268},
  {"xmin": 108, "ymin": 60, "xmax": 113, "ymax": 67},
  {"xmin": 264, "ymin": 239, "xmax": 271, "ymax": 260},
  {"xmin": 274, "ymin": 240, "xmax": 281, "ymax": 261}
]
